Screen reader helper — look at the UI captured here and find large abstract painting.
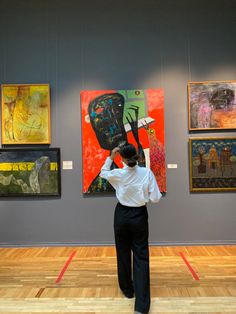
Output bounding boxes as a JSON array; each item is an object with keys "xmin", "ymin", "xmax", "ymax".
[
  {"xmin": 0, "ymin": 148, "xmax": 61, "ymax": 196},
  {"xmin": 1, "ymin": 84, "xmax": 51, "ymax": 144},
  {"xmin": 81, "ymin": 89, "xmax": 166, "ymax": 194},
  {"xmin": 188, "ymin": 81, "xmax": 236, "ymax": 131},
  {"xmin": 189, "ymin": 138, "xmax": 236, "ymax": 192}
]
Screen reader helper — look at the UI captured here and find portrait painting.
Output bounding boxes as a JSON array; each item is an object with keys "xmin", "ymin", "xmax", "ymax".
[
  {"xmin": 188, "ymin": 81, "xmax": 236, "ymax": 131},
  {"xmin": 189, "ymin": 138, "xmax": 236, "ymax": 192},
  {"xmin": 81, "ymin": 89, "xmax": 166, "ymax": 194},
  {"xmin": 1, "ymin": 84, "xmax": 51, "ymax": 144},
  {"xmin": 0, "ymin": 148, "xmax": 61, "ymax": 196}
]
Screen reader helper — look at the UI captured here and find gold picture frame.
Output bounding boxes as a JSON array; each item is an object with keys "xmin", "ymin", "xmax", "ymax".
[
  {"xmin": 1, "ymin": 84, "xmax": 51, "ymax": 144},
  {"xmin": 189, "ymin": 137, "xmax": 236, "ymax": 192},
  {"xmin": 188, "ymin": 80, "xmax": 236, "ymax": 131}
]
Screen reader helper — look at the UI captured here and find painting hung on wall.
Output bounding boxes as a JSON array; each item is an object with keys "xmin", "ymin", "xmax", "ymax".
[
  {"xmin": 189, "ymin": 138, "xmax": 236, "ymax": 192},
  {"xmin": 81, "ymin": 89, "xmax": 166, "ymax": 194},
  {"xmin": 0, "ymin": 148, "xmax": 61, "ymax": 196},
  {"xmin": 1, "ymin": 84, "xmax": 51, "ymax": 144},
  {"xmin": 188, "ymin": 81, "xmax": 236, "ymax": 131}
]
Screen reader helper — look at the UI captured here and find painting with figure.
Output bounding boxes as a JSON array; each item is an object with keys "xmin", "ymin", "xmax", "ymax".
[
  {"xmin": 81, "ymin": 89, "xmax": 166, "ymax": 194},
  {"xmin": 188, "ymin": 81, "xmax": 236, "ymax": 131},
  {"xmin": 0, "ymin": 148, "xmax": 61, "ymax": 196},
  {"xmin": 1, "ymin": 84, "xmax": 51, "ymax": 144},
  {"xmin": 189, "ymin": 138, "xmax": 236, "ymax": 192}
]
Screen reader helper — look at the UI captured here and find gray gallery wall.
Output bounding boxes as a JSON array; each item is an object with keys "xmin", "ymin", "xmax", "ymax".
[{"xmin": 0, "ymin": 0, "xmax": 235, "ymax": 246}]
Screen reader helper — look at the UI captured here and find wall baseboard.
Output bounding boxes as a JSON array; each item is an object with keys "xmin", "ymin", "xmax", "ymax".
[{"xmin": 0, "ymin": 240, "xmax": 235, "ymax": 248}]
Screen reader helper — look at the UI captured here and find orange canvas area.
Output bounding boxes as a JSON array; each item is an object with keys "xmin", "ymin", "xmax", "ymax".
[
  {"xmin": 81, "ymin": 90, "xmax": 116, "ymax": 193},
  {"xmin": 147, "ymin": 88, "xmax": 165, "ymax": 145},
  {"xmin": 81, "ymin": 89, "xmax": 166, "ymax": 193}
]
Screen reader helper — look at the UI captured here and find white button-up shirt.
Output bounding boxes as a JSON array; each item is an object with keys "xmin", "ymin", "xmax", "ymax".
[{"xmin": 100, "ymin": 157, "xmax": 162, "ymax": 207}]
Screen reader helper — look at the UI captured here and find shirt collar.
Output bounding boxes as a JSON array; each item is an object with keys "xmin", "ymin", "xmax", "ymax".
[{"xmin": 122, "ymin": 163, "xmax": 138, "ymax": 170}]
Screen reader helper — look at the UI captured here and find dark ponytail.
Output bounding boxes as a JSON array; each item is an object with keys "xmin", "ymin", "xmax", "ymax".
[
  {"xmin": 119, "ymin": 144, "xmax": 138, "ymax": 168},
  {"xmin": 127, "ymin": 157, "xmax": 138, "ymax": 168}
]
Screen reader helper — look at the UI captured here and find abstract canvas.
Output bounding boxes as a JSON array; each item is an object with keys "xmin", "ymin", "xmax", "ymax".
[
  {"xmin": 1, "ymin": 84, "xmax": 51, "ymax": 144},
  {"xmin": 81, "ymin": 89, "xmax": 166, "ymax": 194},
  {"xmin": 189, "ymin": 138, "xmax": 236, "ymax": 192},
  {"xmin": 0, "ymin": 148, "xmax": 61, "ymax": 196},
  {"xmin": 188, "ymin": 81, "xmax": 236, "ymax": 131}
]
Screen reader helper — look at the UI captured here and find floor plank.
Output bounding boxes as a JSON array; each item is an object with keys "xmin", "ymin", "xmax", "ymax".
[
  {"xmin": 0, "ymin": 245, "xmax": 235, "ymax": 313},
  {"xmin": 0, "ymin": 297, "xmax": 236, "ymax": 313}
]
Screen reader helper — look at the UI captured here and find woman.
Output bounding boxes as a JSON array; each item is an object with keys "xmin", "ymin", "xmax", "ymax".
[{"xmin": 100, "ymin": 144, "xmax": 162, "ymax": 314}]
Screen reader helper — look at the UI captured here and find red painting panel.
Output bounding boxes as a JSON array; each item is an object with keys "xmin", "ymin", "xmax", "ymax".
[{"xmin": 81, "ymin": 89, "xmax": 166, "ymax": 194}]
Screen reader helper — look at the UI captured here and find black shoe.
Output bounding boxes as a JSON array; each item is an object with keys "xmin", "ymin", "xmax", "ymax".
[{"xmin": 121, "ymin": 289, "xmax": 134, "ymax": 298}]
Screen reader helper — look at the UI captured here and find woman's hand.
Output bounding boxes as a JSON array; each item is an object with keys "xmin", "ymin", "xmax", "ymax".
[{"xmin": 110, "ymin": 147, "xmax": 120, "ymax": 160}]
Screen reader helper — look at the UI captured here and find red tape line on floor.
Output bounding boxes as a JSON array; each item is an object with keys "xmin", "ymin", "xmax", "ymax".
[
  {"xmin": 55, "ymin": 251, "xmax": 76, "ymax": 284},
  {"xmin": 179, "ymin": 252, "xmax": 200, "ymax": 281}
]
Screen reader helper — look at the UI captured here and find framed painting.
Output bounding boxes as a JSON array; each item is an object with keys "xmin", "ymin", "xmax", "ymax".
[
  {"xmin": 81, "ymin": 89, "xmax": 166, "ymax": 194},
  {"xmin": 189, "ymin": 137, "xmax": 236, "ymax": 192},
  {"xmin": 188, "ymin": 80, "xmax": 236, "ymax": 131},
  {"xmin": 1, "ymin": 84, "xmax": 51, "ymax": 144},
  {"xmin": 0, "ymin": 148, "xmax": 61, "ymax": 196}
]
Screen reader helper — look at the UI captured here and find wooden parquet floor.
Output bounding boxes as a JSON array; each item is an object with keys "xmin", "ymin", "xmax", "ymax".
[{"xmin": 0, "ymin": 246, "xmax": 235, "ymax": 313}]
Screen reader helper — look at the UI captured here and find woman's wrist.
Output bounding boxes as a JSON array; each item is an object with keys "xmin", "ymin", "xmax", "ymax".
[{"xmin": 110, "ymin": 147, "xmax": 120, "ymax": 160}]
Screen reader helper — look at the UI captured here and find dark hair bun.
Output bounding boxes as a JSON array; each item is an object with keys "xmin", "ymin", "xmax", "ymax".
[
  {"xmin": 127, "ymin": 159, "xmax": 137, "ymax": 167},
  {"xmin": 120, "ymin": 144, "xmax": 138, "ymax": 167}
]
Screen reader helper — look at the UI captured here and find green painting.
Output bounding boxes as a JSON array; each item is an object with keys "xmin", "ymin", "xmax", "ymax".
[{"xmin": 0, "ymin": 148, "xmax": 61, "ymax": 196}]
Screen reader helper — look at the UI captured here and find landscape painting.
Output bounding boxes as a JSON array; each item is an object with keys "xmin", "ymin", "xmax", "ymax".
[
  {"xmin": 188, "ymin": 81, "xmax": 236, "ymax": 131},
  {"xmin": 0, "ymin": 148, "xmax": 61, "ymax": 196},
  {"xmin": 81, "ymin": 89, "xmax": 166, "ymax": 194},
  {"xmin": 189, "ymin": 138, "xmax": 236, "ymax": 192},
  {"xmin": 1, "ymin": 84, "xmax": 51, "ymax": 144}
]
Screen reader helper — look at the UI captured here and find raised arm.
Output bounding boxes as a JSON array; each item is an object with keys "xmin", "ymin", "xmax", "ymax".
[{"xmin": 99, "ymin": 147, "xmax": 121, "ymax": 185}]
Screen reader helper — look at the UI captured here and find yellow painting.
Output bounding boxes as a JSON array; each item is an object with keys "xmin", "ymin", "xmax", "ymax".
[{"xmin": 1, "ymin": 84, "xmax": 51, "ymax": 144}]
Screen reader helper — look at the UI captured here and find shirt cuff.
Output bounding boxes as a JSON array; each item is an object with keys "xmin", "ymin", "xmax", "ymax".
[{"xmin": 104, "ymin": 157, "xmax": 113, "ymax": 169}]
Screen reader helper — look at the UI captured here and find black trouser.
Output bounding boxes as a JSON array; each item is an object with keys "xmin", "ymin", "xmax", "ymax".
[{"xmin": 114, "ymin": 202, "xmax": 150, "ymax": 313}]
